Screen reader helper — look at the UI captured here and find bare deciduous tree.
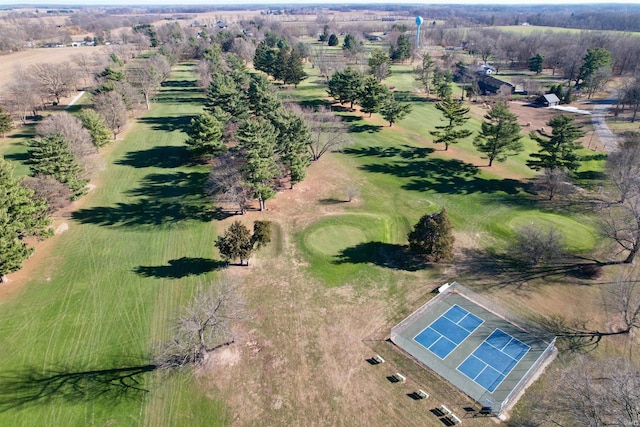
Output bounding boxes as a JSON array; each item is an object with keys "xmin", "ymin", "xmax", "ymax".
[
  {"xmin": 35, "ymin": 112, "xmax": 96, "ymax": 160},
  {"xmin": 93, "ymin": 92, "xmax": 128, "ymax": 139},
  {"xmin": 5, "ymin": 77, "xmax": 44, "ymax": 123},
  {"xmin": 21, "ymin": 174, "xmax": 72, "ymax": 214},
  {"xmin": 206, "ymin": 154, "xmax": 252, "ymax": 215},
  {"xmin": 299, "ymin": 106, "xmax": 352, "ymax": 161},
  {"xmin": 27, "ymin": 63, "xmax": 78, "ymax": 105},
  {"xmin": 607, "ymin": 132, "xmax": 640, "ymax": 204},
  {"xmin": 127, "ymin": 55, "xmax": 171, "ymax": 110},
  {"xmin": 513, "ymin": 355, "xmax": 640, "ymax": 427},
  {"xmin": 156, "ymin": 278, "xmax": 243, "ymax": 368},
  {"xmin": 535, "ymin": 167, "xmax": 572, "ymax": 201},
  {"xmin": 512, "ymin": 225, "xmax": 565, "ymax": 266}
]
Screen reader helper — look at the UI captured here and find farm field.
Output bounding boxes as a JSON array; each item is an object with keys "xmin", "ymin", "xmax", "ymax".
[
  {"xmin": 0, "ymin": 46, "xmax": 109, "ymax": 92},
  {"xmin": 490, "ymin": 24, "xmax": 640, "ymax": 36},
  {"xmin": 0, "ymin": 27, "xmax": 634, "ymax": 427}
]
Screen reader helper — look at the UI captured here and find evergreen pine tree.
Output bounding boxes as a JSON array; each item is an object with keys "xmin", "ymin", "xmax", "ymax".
[
  {"xmin": 0, "ymin": 157, "xmax": 51, "ymax": 280},
  {"xmin": 215, "ymin": 221, "xmax": 253, "ymax": 265},
  {"xmin": 473, "ymin": 102, "xmax": 523, "ymax": 166},
  {"xmin": 237, "ymin": 118, "xmax": 280, "ymax": 211},
  {"xmin": 78, "ymin": 109, "xmax": 112, "ymax": 147},
  {"xmin": 430, "ymin": 96, "xmax": 472, "ymax": 151},
  {"xmin": 358, "ymin": 75, "xmax": 390, "ymax": 117},
  {"xmin": 185, "ymin": 113, "xmax": 225, "ymax": 158},
  {"xmin": 407, "ymin": 208, "xmax": 454, "ymax": 262},
  {"xmin": 248, "ymin": 74, "xmax": 282, "ymax": 118},
  {"xmin": 270, "ymin": 109, "xmax": 311, "ymax": 188},
  {"xmin": 283, "ymin": 48, "xmax": 306, "ymax": 87},
  {"xmin": 380, "ymin": 97, "xmax": 412, "ymax": 127},
  {"xmin": 0, "ymin": 107, "xmax": 12, "ymax": 138},
  {"xmin": 527, "ymin": 115, "xmax": 586, "ymax": 172},
  {"xmin": 28, "ymin": 135, "xmax": 88, "ymax": 199}
]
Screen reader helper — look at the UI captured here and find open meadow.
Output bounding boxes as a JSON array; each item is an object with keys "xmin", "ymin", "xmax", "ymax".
[{"xmin": 0, "ymin": 15, "xmax": 637, "ymax": 426}]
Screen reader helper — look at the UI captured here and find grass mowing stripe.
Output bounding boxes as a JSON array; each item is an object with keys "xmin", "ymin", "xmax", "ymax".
[{"xmin": 0, "ymin": 63, "xmax": 227, "ymax": 426}]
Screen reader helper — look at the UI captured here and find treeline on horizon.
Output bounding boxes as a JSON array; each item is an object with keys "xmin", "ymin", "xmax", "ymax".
[{"xmin": 40, "ymin": 3, "xmax": 640, "ymax": 33}]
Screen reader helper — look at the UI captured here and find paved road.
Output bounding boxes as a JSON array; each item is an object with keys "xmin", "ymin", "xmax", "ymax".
[{"xmin": 586, "ymin": 93, "xmax": 619, "ymax": 153}]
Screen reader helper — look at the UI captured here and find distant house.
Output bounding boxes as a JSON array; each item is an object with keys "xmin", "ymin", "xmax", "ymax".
[
  {"xmin": 478, "ymin": 76, "xmax": 515, "ymax": 96},
  {"xmin": 536, "ymin": 93, "xmax": 561, "ymax": 107},
  {"xmin": 476, "ymin": 64, "xmax": 496, "ymax": 75}
]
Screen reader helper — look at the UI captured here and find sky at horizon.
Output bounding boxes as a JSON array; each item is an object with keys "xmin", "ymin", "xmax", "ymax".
[{"xmin": 4, "ymin": 0, "xmax": 640, "ymax": 6}]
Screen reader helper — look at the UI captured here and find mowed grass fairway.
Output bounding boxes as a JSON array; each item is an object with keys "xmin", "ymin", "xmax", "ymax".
[{"xmin": 0, "ymin": 64, "xmax": 229, "ymax": 426}]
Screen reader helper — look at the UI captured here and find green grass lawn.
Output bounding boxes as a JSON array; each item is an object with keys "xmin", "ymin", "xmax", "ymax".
[
  {"xmin": 0, "ymin": 63, "xmax": 230, "ymax": 426},
  {"xmin": 295, "ymin": 61, "xmax": 601, "ymax": 289}
]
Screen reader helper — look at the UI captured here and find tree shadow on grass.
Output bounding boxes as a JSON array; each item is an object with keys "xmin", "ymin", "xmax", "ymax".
[
  {"xmin": 115, "ymin": 145, "xmax": 190, "ymax": 169},
  {"xmin": 349, "ymin": 123, "xmax": 383, "ymax": 133},
  {"xmin": 138, "ymin": 115, "xmax": 196, "ymax": 133},
  {"xmin": 133, "ymin": 257, "xmax": 226, "ymax": 279},
  {"xmin": 0, "ymin": 363, "xmax": 157, "ymax": 412},
  {"xmin": 345, "ymin": 144, "xmax": 530, "ymax": 196},
  {"xmin": 161, "ymin": 79, "xmax": 198, "ymax": 88},
  {"xmin": 457, "ymin": 247, "xmax": 603, "ymax": 292},
  {"xmin": 334, "ymin": 241, "xmax": 434, "ymax": 272},
  {"xmin": 344, "ymin": 144, "xmax": 434, "ymax": 159},
  {"xmin": 2, "ymin": 151, "xmax": 30, "ymax": 163},
  {"xmin": 72, "ymin": 171, "xmax": 213, "ymax": 229}
]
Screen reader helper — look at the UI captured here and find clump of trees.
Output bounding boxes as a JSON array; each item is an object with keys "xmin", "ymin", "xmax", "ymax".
[
  {"xmin": 214, "ymin": 220, "xmax": 272, "ymax": 266},
  {"xmin": 198, "ymin": 54, "xmax": 315, "ymax": 212},
  {"xmin": 327, "ymin": 67, "xmax": 412, "ymax": 126},
  {"xmin": 0, "ymin": 157, "xmax": 52, "ymax": 283},
  {"xmin": 253, "ymin": 32, "xmax": 306, "ymax": 86},
  {"xmin": 407, "ymin": 208, "xmax": 454, "ymax": 262}
]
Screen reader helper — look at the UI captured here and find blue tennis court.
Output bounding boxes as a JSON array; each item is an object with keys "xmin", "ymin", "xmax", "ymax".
[
  {"xmin": 457, "ymin": 329, "xmax": 531, "ymax": 392},
  {"xmin": 413, "ymin": 305, "xmax": 484, "ymax": 359}
]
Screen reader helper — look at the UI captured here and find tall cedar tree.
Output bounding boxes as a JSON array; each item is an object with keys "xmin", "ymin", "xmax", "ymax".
[
  {"xmin": 283, "ymin": 48, "xmax": 306, "ymax": 87},
  {"xmin": 359, "ymin": 75, "xmax": 390, "ymax": 117},
  {"xmin": 528, "ymin": 53, "xmax": 544, "ymax": 74},
  {"xmin": 473, "ymin": 102, "xmax": 523, "ymax": 166},
  {"xmin": 185, "ymin": 112, "xmax": 225, "ymax": 159},
  {"xmin": 327, "ymin": 67, "xmax": 363, "ymax": 110},
  {"xmin": 420, "ymin": 53, "xmax": 435, "ymax": 95},
  {"xmin": 430, "ymin": 96, "xmax": 472, "ymax": 150},
  {"xmin": 390, "ymin": 34, "xmax": 412, "ymax": 62},
  {"xmin": 271, "ymin": 109, "xmax": 311, "ymax": 189},
  {"xmin": 0, "ymin": 107, "xmax": 12, "ymax": 137},
  {"xmin": 327, "ymin": 34, "xmax": 339, "ymax": 46},
  {"xmin": 407, "ymin": 208, "xmax": 454, "ymax": 262},
  {"xmin": 248, "ymin": 74, "xmax": 282, "ymax": 118},
  {"xmin": 205, "ymin": 72, "xmax": 248, "ymax": 121},
  {"xmin": 28, "ymin": 134, "xmax": 88, "ymax": 199},
  {"xmin": 215, "ymin": 221, "xmax": 253, "ymax": 265},
  {"xmin": 368, "ymin": 48, "xmax": 391, "ymax": 81},
  {"xmin": 0, "ymin": 157, "xmax": 51, "ymax": 279},
  {"xmin": 251, "ymin": 221, "xmax": 272, "ymax": 248},
  {"xmin": 527, "ymin": 115, "xmax": 586, "ymax": 172},
  {"xmin": 78, "ymin": 109, "xmax": 112, "ymax": 147},
  {"xmin": 380, "ymin": 97, "xmax": 412, "ymax": 127},
  {"xmin": 236, "ymin": 118, "xmax": 280, "ymax": 211}
]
